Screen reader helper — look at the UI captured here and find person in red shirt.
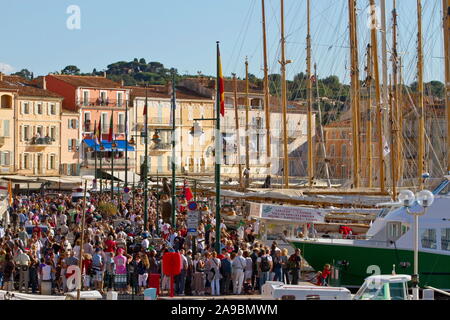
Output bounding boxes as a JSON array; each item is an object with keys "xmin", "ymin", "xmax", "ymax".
[
  {"xmin": 104, "ymin": 235, "xmax": 117, "ymax": 253},
  {"xmin": 319, "ymin": 264, "xmax": 331, "ymax": 286},
  {"xmin": 82, "ymin": 253, "xmax": 93, "ymax": 290}
]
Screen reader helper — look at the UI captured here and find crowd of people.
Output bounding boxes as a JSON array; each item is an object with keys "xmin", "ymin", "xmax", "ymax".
[{"xmin": 0, "ymin": 186, "xmax": 329, "ymax": 296}]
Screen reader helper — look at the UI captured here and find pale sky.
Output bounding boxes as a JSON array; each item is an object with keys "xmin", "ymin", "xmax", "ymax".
[{"xmin": 0, "ymin": 0, "xmax": 446, "ymax": 85}]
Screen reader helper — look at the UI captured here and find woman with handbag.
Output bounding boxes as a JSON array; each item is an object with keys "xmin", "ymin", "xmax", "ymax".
[
  {"xmin": 206, "ymin": 251, "xmax": 221, "ymax": 296},
  {"xmin": 192, "ymin": 253, "xmax": 205, "ymax": 296}
]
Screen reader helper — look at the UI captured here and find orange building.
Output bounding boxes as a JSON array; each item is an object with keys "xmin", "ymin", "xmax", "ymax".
[{"xmin": 43, "ymin": 74, "xmax": 132, "ymax": 177}]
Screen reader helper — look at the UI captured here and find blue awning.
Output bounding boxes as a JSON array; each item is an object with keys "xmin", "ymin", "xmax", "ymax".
[{"xmin": 83, "ymin": 139, "xmax": 135, "ymax": 151}]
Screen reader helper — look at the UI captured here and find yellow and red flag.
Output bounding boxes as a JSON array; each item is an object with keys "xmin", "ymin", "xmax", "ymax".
[{"xmin": 217, "ymin": 42, "xmax": 225, "ymax": 117}]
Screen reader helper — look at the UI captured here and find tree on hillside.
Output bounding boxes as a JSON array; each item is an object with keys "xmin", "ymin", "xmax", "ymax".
[{"xmin": 61, "ymin": 65, "xmax": 80, "ymax": 75}]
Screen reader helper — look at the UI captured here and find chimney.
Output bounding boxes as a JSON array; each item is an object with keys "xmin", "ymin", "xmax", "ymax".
[
  {"xmin": 103, "ymin": 71, "xmax": 107, "ymax": 78},
  {"xmin": 0, "ymin": 72, "xmax": 3, "ymax": 81},
  {"xmin": 121, "ymin": 79, "xmax": 124, "ymax": 87},
  {"xmin": 43, "ymin": 76, "xmax": 47, "ymax": 90}
]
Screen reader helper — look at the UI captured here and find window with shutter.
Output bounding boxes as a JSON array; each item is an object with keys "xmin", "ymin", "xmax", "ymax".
[
  {"xmin": 68, "ymin": 139, "xmax": 72, "ymax": 151},
  {"xmin": 5, "ymin": 152, "xmax": 10, "ymax": 166},
  {"xmin": 68, "ymin": 119, "xmax": 71, "ymax": 129}
]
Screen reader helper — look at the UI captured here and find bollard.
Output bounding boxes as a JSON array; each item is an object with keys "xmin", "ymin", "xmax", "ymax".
[
  {"xmin": 106, "ymin": 291, "xmax": 118, "ymax": 300},
  {"xmin": 41, "ymin": 281, "xmax": 52, "ymax": 295}
]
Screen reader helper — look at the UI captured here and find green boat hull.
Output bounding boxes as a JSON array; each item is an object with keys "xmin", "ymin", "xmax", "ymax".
[{"xmin": 291, "ymin": 240, "xmax": 450, "ymax": 290}]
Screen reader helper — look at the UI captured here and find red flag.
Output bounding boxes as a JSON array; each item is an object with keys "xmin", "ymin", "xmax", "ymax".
[
  {"xmin": 107, "ymin": 112, "xmax": 113, "ymax": 142},
  {"xmin": 183, "ymin": 181, "xmax": 193, "ymax": 201},
  {"xmin": 217, "ymin": 43, "xmax": 225, "ymax": 117}
]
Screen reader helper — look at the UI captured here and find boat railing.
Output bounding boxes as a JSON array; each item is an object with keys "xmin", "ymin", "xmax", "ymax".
[{"xmin": 298, "ymin": 234, "xmax": 391, "ymax": 247}]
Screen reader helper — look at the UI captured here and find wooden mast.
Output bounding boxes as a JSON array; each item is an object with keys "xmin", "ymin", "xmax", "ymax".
[
  {"xmin": 365, "ymin": 44, "xmax": 373, "ymax": 188},
  {"xmin": 348, "ymin": 0, "xmax": 361, "ymax": 188},
  {"xmin": 398, "ymin": 56, "xmax": 404, "ymax": 181},
  {"xmin": 391, "ymin": 0, "xmax": 400, "ymax": 198},
  {"xmin": 245, "ymin": 58, "xmax": 250, "ymax": 175},
  {"xmin": 444, "ymin": 0, "xmax": 450, "ymax": 173},
  {"xmin": 369, "ymin": 0, "xmax": 385, "ymax": 192},
  {"xmin": 389, "ymin": 74, "xmax": 398, "ymax": 200},
  {"xmin": 261, "ymin": 0, "xmax": 271, "ymax": 171},
  {"xmin": 306, "ymin": 0, "xmax": 314, "ymax": 187},
  {"xmin": 233, "ymin": 74, "xmax": 243, "ymax": 188},
  {"xmin": 417, "ymin": 0, "xmax": 425, "ymax": 190},
  {"xmin": 380, "ymin": 0, "xmax": 391, "ymax": 187},
  {"xmin": 280, "ymin": 0, "xmax": 290, "ymax": 188}
]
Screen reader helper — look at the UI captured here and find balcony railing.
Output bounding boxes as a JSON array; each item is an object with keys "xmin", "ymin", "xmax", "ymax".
[
  {"xmin": 28, "ymin": 136, "xmax": 54, "ymax": 145},
  {"xmin": 82, "ymin": 122, "xmax": 127, "ymax": 134},
  {"xmin": 133, "ymin": 119, "xmax": 181, "ymax": 130},
  {"xmin": 77, "ymin": 98, "xmax": 125, "ymax": 108},
  {"xmin": 151, "ymin": 142, "xmax": 172, "ymax": 150},
  {"xmin": 84, "ymin": 158, "xmax": 135, "ymax": 166}
]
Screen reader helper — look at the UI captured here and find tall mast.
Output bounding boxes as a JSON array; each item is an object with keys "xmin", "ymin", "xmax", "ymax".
[
  {"xmin": 306, "ymin": 0, "xmax": 314, "ymax": 187},
  {"xmin": 245, "ymin": 58, "xmax": 250, "ymax": 173},
  {"xmin": 233, "ymin": 74, "xmax": 243, "ymax": 188},
  {"xmin": 348, "ymin": 0, "xmax": 361, "ymax": 188},
  {"xmin": 389, "ymin": 74, "xmax": 398, "ymax": 200},
  {"xmin": 398, "ymin": 56, "xmax": 404, "ymax": 181},
  {"xmin": 417, "ymin": 0, "xmax": 425, "ymax": 190},
  {"xmin": 369, "ymin": 0, "xmax": 385, "ymax": 192},
  {"xmin": 391, "ymin": 0, "xmax": 400, "ymax": 198},
  {"xmin": 314, "ymin": 63, "xmax": 332, "ymax": 187},
  {"xmin": 380, "ymin": 0, "xmax": 391, "ymax": 187},
  {"xmin": 261, "ymin": 0, "xmax": 271, "ymax": 171},
  {"xmin": 280, "ymin": 0, "xmax": 290, "ymax": 188},
  {"xmin": 444, "ymin": 0, "xmax": 450, "ymax": 173},
  {"xmin": 365, "ymin": 44, "xmax": 373, "ymax": 188}
]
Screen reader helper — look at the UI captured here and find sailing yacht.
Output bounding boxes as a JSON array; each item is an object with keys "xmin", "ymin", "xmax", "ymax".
[{"xmin": 288, "ymin": 176, "xmax": 450, "ymax": 290}]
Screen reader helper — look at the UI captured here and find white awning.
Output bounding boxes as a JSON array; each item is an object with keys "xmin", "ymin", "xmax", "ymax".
[
  {"xmin": 104, "ymin": 171, "xmax": 141, "ymax": 184},
  {"xmin": 0, "ymin": 175, "xmax": 38, "ymax": 182}
]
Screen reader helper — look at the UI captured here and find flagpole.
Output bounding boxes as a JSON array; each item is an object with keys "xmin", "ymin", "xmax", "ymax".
[
  {"xmin": 110, "ymin": 112, "xmax": 114, "ymax": 201},
  {"xmin": 171, "ymin": 72, "xmax": 177, "ymax": 228},
  {"xmin": 94, "ymin": 120, "xmax": 98, "ymax": 189},
  {"xmin": 125, "ymin": 98, "xmax": 129, "ymax": 188},
  {"xmin": 215, "ymin": 41, "xmax": 222, "ymax": 254},
  {"xmin": 144, "ymin": 85, "xmax": 149, "ymax": 231},
  {"xmin": 99, "ymin": 120, "xmax": 103, "ymax": 193}
]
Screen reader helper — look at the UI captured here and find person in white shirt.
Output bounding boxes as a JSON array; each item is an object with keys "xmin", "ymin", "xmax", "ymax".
[
  {"xmin": 231, "ymin": 250, "xmax": 246, "ymax": 295},
  {"xmin": 141, "ymin": 236, "xmax": 149, "ymax": 251}
]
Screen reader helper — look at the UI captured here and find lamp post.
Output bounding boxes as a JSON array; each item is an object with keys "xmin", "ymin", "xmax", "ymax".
[
  {"xmin": 398, "ymin": 188, "xmax": 435, "ymax": 300},
  {"xmin": 191, "ymin": 117, "xmax": 220, "ymax": 253},
  {"xmin": 143, "ymin": 85, "xmax": 149, "ymax": 231},
  {"xmin": 125, "ymin": 99, "xmax": 129, "ymax": 188},
  {"xmin": 111, "ymin": 141, "xmax": 117, "ymax": 201}
]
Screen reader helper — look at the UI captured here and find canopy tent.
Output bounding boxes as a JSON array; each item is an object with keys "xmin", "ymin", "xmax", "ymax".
[
  {"xmin": 83, "ymin": 139, "xmax": 135, "ymax": 152},
  {"xmin": 36, "ymin": 176, "xmax": 95, "ymax": 184},
  {"xmin": 102, "ymin": 170, "xmax": 142, "ymax": 184},
  {"xmin": 0, "ymin": 175, "xmax": 38, "ymax": 183}
]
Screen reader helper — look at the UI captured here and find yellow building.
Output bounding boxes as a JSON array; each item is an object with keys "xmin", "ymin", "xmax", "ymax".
[
  {"xmin": 128, "ymin": 84, "xmax": 214, "ymax": 176},
  {"xmin": 60, "ymin": 109, "xmax": 81, "ymax": 176},
  {"xmin": 0, "ymin": 74, "xmax": 15, "ymax": 175},
  {"xmin": 0, "ymin": 76, "xmax": 64, "ymax": 176}
]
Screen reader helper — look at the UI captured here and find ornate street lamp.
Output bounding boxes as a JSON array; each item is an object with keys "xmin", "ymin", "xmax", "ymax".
[{"xmin": 399, "ymin": 188, "xmax": 435, "ymax": 300}]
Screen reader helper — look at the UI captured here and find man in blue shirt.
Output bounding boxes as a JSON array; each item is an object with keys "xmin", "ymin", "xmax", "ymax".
[{"xmin": 220, "ymin": 253, "xmax": 232, "ymax": 295}]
